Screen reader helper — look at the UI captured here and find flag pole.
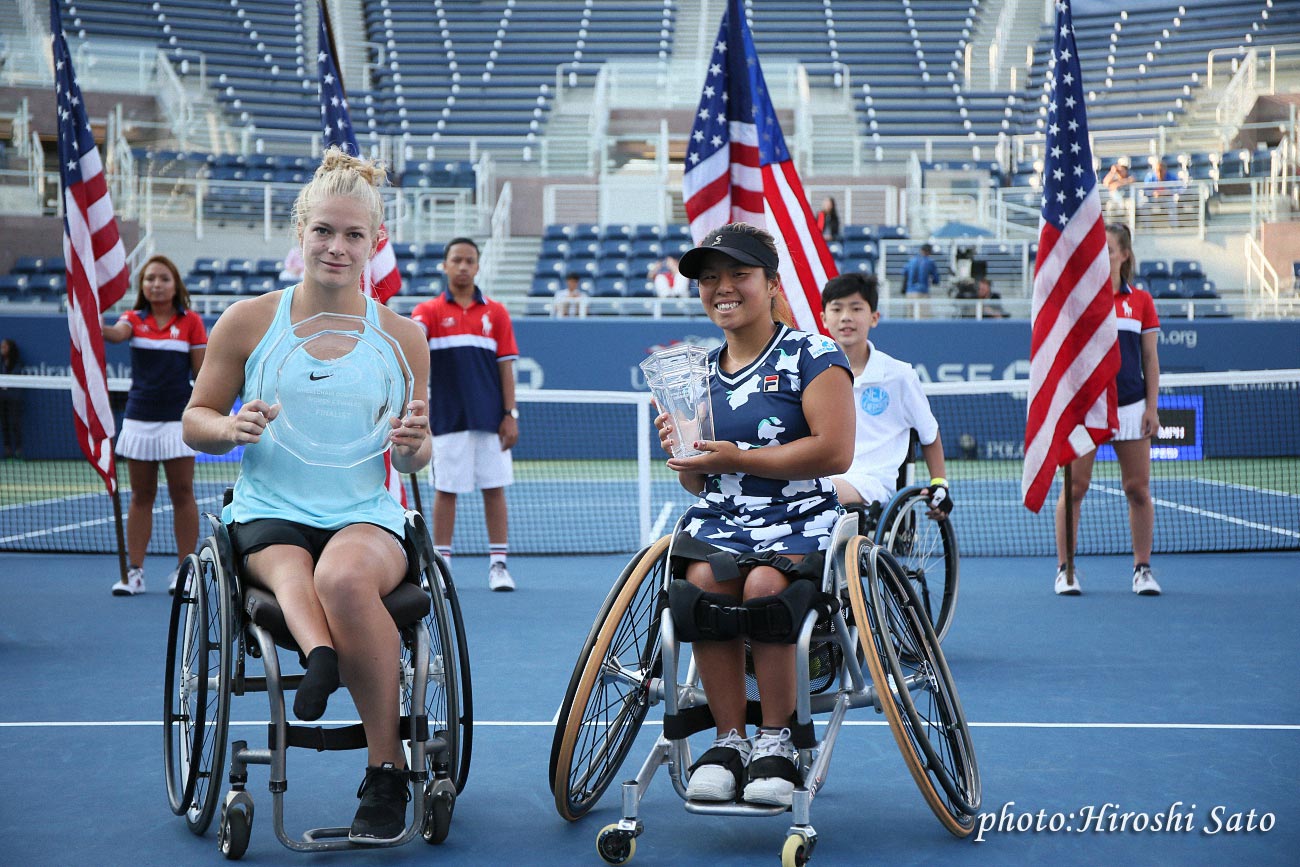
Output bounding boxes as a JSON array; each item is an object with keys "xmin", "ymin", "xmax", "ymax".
[
  {"xmin": 407, "ymin": 472, "xmax": 424, "ymax": 517},
  {"xmin": 1063, "ymin": 463, "xmax": 1075, "ymax": 586},
  {"xmin": 111, "ymin": 486, "xmax": 128, "ymax": 584}
]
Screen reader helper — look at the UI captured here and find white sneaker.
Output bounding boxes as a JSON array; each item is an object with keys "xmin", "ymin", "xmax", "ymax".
[
  {"xmin": 1132, "ymin": 565, "xmax": 1162, "ymax": 596},
  {"xmin": 686, "ymin": 729, "xmax": 751, "ymax": 802},
  {"xmin": 488, "ymin": 562, "xmax": 515, "ymax": 592},
  {"xmin": 743, "ymin": 727, "xmax": 800, "ymax": 807},
  {"xmin": 1054, "ymin": 566, "xmax": 1082, "ymax": 596},
  {"xmin": 112, "ymin": 567, "xmax": 146, "ymax": 596}
]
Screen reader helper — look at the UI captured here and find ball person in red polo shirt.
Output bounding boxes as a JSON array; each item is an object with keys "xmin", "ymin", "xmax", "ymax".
[{"xmin": 410, "ymin": 238, "xmax": 520, "ymax": 591}]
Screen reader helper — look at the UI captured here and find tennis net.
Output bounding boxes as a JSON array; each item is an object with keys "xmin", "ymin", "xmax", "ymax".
[{"xmin": 1, "ymin": 370, "xmax": 1297, "ymax": 558}]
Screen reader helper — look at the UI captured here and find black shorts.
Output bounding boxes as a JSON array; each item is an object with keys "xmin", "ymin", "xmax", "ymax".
[{"xmin": 229, "ymin": 518, "xmax": 404, "ymax": 571}]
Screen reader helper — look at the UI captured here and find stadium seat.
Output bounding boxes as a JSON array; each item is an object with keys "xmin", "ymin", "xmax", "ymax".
[
  {"xmin": 1188, "ymin": 279, "xmax": 1218, "ymax": 299},
  {"xmin": 192, "ymin": 258, "xmax": 221, "ymax": 276},
  {"xmin": 1138, "ymin": 261, "xmax": 1170, "ymax": 280},
  {"xmin": 530, "ymin": 276, "xmax": 562, "ymax": 297},
  {"xmin": 0, "ymin": 274, "xmax": 29, "ymax": 298},
  {"xmin": 421, "ymin": 242, "xmax": 446, "ymax": 260},
  {"xmin": 12, "ymin": 257, "xmax": 43, "ymax": 274},
  {"xmin": 1151, "ymin": 279, "xmax": 1184, "ymax": 299},
  {"xmin": 593, "ymin": 277, "xmax": 627, "ymax": 297},
  {"xmin": 254, "ymin": 259, "xmax": 283, "ymax": 276},
  {"xmin": 1171, "ymin": 260, "xmax": 1204, "ymax": 280},
  {"xmin": 597, "ymin": 260, "xmax": 630, "ymax": 279},
  {"xmin": 226, "ymin": 259, "xmax": 255, "ymax": 276}
]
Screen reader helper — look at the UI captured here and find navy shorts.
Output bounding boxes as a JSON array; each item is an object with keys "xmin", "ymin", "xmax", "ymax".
[{"xmin": 229, "ymin": 518, "xmax": 404, "ymax": 571}]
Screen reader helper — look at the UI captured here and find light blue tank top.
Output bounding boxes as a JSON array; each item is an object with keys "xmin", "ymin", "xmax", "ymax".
[{"xmin": 223, "ymin": 285, "xmax": 407, "ymax": 535}]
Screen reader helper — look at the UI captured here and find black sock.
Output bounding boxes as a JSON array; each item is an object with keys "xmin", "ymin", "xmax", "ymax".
[{"xmin": 294, "ymin": 646, "xmax": 339, "ymax": 721}]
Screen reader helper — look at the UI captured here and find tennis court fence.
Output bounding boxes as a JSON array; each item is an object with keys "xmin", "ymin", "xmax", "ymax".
[{"xmin": 1, "ymin": 370, "xmax": 1296, "ymax": 558}]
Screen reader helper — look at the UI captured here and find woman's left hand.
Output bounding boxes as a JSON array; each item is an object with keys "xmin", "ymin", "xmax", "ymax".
[
  {"xmin": 389, "ymin": 399, "xmax": 430, "ymax": 455},
  {"xmin": 1140, "ymin": 405, "xmax": 1161, "ymax": 439},
  {"xmin": 666, "ymin": 440, "xmax": 744, "ymax": 474}
]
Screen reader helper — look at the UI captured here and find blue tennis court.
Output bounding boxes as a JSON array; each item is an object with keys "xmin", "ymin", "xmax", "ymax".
[{"xmin": 2, "ymin": 544, "xmax": 1296, "ymax": 866}]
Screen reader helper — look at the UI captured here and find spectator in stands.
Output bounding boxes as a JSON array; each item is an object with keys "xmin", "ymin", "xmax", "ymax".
[
  {"xmin": 554, "ymin": 271, "xmax": 588, "ymax": 318},
  {"xmin": 410, "ymin": 238, "xmax": 521, "ymax": 592},
  {"xmin": 652, "ymin": 255, "xmax": 689, "ymax": 297},
  {"xmin": 902, "ymin": 243, "xmax": 939, "ymax": 297},
  {"xmin": 279, "ymin": 245, "xmax": 305, "ymax": 282},
  {"xmin": 820, "ymin": 272, "xmax": 952, "ymax": 519},
  {"xmin": 1102, "ymin": 156, "xmax": 1136, "ymax": 209},
  {"xmin": 965, "ymin": 278, "xmax": 1007, "ymax": 319},
  {"xmin": 102, "ymin": 255, "xmax": 207, "ymax": 596},
  {"xmin": 0, "ymin": 338, "xmax": 23, "ymax": 459},
  {"xmin": 816, "ymin": 196, "xmax": 841, "ymax": 243},
  {"xmin": 183, "ymin": 148, "xmax": 432, "ymax": 844},
  {"xmin": 1054, "ymin": 222, "xmax": 1162, "ymax": 598},
  {"xmin": 1142, "ymin": 156, "xmax": 1171, "ymax": 199}
]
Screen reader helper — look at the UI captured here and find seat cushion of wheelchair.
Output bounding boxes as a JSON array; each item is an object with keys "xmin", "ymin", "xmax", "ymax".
[{"xmin": 245, "ymin": 583, "xmax": 432, "ymax": 650}]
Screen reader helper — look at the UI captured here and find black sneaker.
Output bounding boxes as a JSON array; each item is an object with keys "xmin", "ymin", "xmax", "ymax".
[{"xmin": 348, "ymin": 763, "xmax": 410, "ymax": 844}]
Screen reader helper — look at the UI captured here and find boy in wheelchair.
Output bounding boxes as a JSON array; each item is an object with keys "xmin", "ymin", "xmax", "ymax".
[
  {"xmin": 819, "ymin": 273, "xmax": 953, "ymax": 522},
  {"xmin": 656, "ymin": 223, "xmax": 855, "ymax": 808},
  {"xmin": 182, "ymin": 149, "xmax": 433, "ymax": 845}
]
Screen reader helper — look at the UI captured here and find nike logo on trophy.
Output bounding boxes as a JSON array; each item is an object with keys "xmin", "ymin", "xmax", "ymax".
[{"xmin": 309, "ymin": 372, "xmax": 332, "ymax": 381}]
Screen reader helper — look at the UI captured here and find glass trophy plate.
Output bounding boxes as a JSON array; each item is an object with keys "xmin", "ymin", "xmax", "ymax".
[
  {"xmin": 640, "ymin": 344, "xmax": 714, "ymax": 459},
  {"xmin": 256, "ymin": 312, "xmax": 412, "ymax": 468}
]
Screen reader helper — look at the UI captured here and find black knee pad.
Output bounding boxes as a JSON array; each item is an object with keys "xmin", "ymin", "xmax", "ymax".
[
  {"xmin": 668, "ymin": 577, "xmax": 824, "ymax": 645},
  {"xmin": 668, "ymin": 580, "xmax": 745, "ymax": 642},
  {"xmin": 744, "ymin": 579, "xmax": 819, "ymax": 644}
]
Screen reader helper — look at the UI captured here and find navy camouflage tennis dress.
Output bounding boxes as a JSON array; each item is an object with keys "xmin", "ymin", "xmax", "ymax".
[{"xmin": 680, "ymin": 325, "xmax": 850, "ymax": 556}]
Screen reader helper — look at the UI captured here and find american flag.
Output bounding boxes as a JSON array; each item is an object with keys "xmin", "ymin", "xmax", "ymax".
[
  {"xmin": 317, "ymin": 10, "xmax": 407, "ymax": 505},
  {"xmin": 1021, "ymin": 0, "xmax": 1120, "ymax": 512},
  {"xmin": 682, "ymin": 0, "xmax": 835, "ymax": 335},
  {"xmin": 53, "ymin": 0, "xmax": 128, "ymax": 495},
  {"xmin": 317, "ymin": 11, "xmax": 402, "ymax": 305}
]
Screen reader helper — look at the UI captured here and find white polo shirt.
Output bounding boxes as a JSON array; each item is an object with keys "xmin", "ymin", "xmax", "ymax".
[{"xmin": 838, "ymin": 342, "xmax": 939, "ymax": 502}]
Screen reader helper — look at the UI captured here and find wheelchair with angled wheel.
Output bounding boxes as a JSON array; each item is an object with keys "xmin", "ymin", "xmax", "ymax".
[
  {"xmin": 163, "ymin": 507, "xmax": 472, "ymax": 859},
  {"xmin": 549, "ymin": 512, "xmax": 981, "ymax": 865}
]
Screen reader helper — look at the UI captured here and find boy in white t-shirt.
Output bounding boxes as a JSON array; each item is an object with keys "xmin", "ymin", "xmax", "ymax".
[{"xmin": 821, "ymin": 273, "xmax": 952, "ymax": 518}]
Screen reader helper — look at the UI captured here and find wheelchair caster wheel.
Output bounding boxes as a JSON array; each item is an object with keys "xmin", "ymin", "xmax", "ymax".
[
  {"xmin": 781, "ymin": 833, "xmax": 812, "ymax": 867},
  {"xmin": 596, "ymin": 824, "xmax": 637, "ymax": 865},
  {"xmin": 218, "ymin": 800, "xmax": 253, "ymax": 860},
  {"xmin": 421, "ymin": 785, "xmax": 455, "ymax": 845}
]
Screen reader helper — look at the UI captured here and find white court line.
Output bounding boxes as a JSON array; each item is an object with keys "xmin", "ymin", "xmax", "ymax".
[
  {"xmin": 2, "ymin": 720, "xmax": 1297, "ymax": 731},
  {"xmin": 0, "ymin": 493, "xmax": 225, "ymax": 544},
  {"xmin": 649, "ymin": 501, "xmax": 676, "ymax": 540},
  {"xmin": 1093, "ymin": 484, "xmax": 1300, "ymax": 540}
]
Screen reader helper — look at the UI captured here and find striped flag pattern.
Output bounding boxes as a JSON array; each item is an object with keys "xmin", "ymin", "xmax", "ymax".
[
  {"xmin": 317, "ymin": 11, "xmax": 402, "ymax": 305},
  {"xmin": 1021, "ymin": 0, "xmax": 1120, "ymax": 512},
  {"xmin": 682, "ymin": 0, "xmax": 835, "ymax": 335},
  {"xmin": 317, "ymin": 8, "xmax": 407, "ymax": 505},
  {"xmin": 53, "ymin": 0, "xmax": 128, "ymax": 496}
]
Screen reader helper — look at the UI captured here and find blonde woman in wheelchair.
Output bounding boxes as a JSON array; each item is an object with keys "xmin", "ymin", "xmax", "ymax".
[
  {"xmin": 655, "ymin": 223, "xmax": 854, "ymax": 807},
  {"xmin": 183, "ymin": 148, "xmax": 431, "ymax": 844}
]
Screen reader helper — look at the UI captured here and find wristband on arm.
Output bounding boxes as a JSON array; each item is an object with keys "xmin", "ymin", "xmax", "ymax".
[{"xmin": 927, "ymin": 477, "xmax": 953, "ymax": 515}]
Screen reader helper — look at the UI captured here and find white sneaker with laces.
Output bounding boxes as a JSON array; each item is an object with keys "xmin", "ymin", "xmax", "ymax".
[
  {"xmin": 488, "ymin": 562, "xmax": 515, "ymax": 592},
  {"xmin": 1132, "ymin": 565, "xmax": 1161, "ymax": 596},
  {"xmin": 112, "ymin": 566, "xmax": 146, "ymax": 596},
  {"xmin": 1054, "ymin": 566, "xmax": 1082, "ymax": 596},
  {"xmin": 743, "ymin": 727, "xmax": 800, "ymax": 807},
  {"xmin": 686, "ymin": 729, "xmax": 751, "ymax": 802}
]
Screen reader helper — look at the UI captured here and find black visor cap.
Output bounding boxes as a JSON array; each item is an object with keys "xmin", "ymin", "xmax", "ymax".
[{"xmin": 677, "ymin": 226, "xmax": 780, "ymax": 278}]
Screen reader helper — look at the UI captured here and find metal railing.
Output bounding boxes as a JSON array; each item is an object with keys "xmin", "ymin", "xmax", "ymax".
[
  {"xmin": 1243, "ymin": 232, "xmax": 1283, "ymax": 318},
  {"xmin": 480, "ymin": 181, "xmax": 513, "ymax": 287},
  {"xmin": 37, "ymin": 292, "xmax": 1268, "ymax": 324}
]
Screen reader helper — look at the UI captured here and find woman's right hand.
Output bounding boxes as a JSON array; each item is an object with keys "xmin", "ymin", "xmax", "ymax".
[
  {"xmin": 654, "ymin": 410, "xmax": 677, "ymax": 457},
  {"xmin": 231, "ymin": 399, "xmax": 280, "ymax": 445}
]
